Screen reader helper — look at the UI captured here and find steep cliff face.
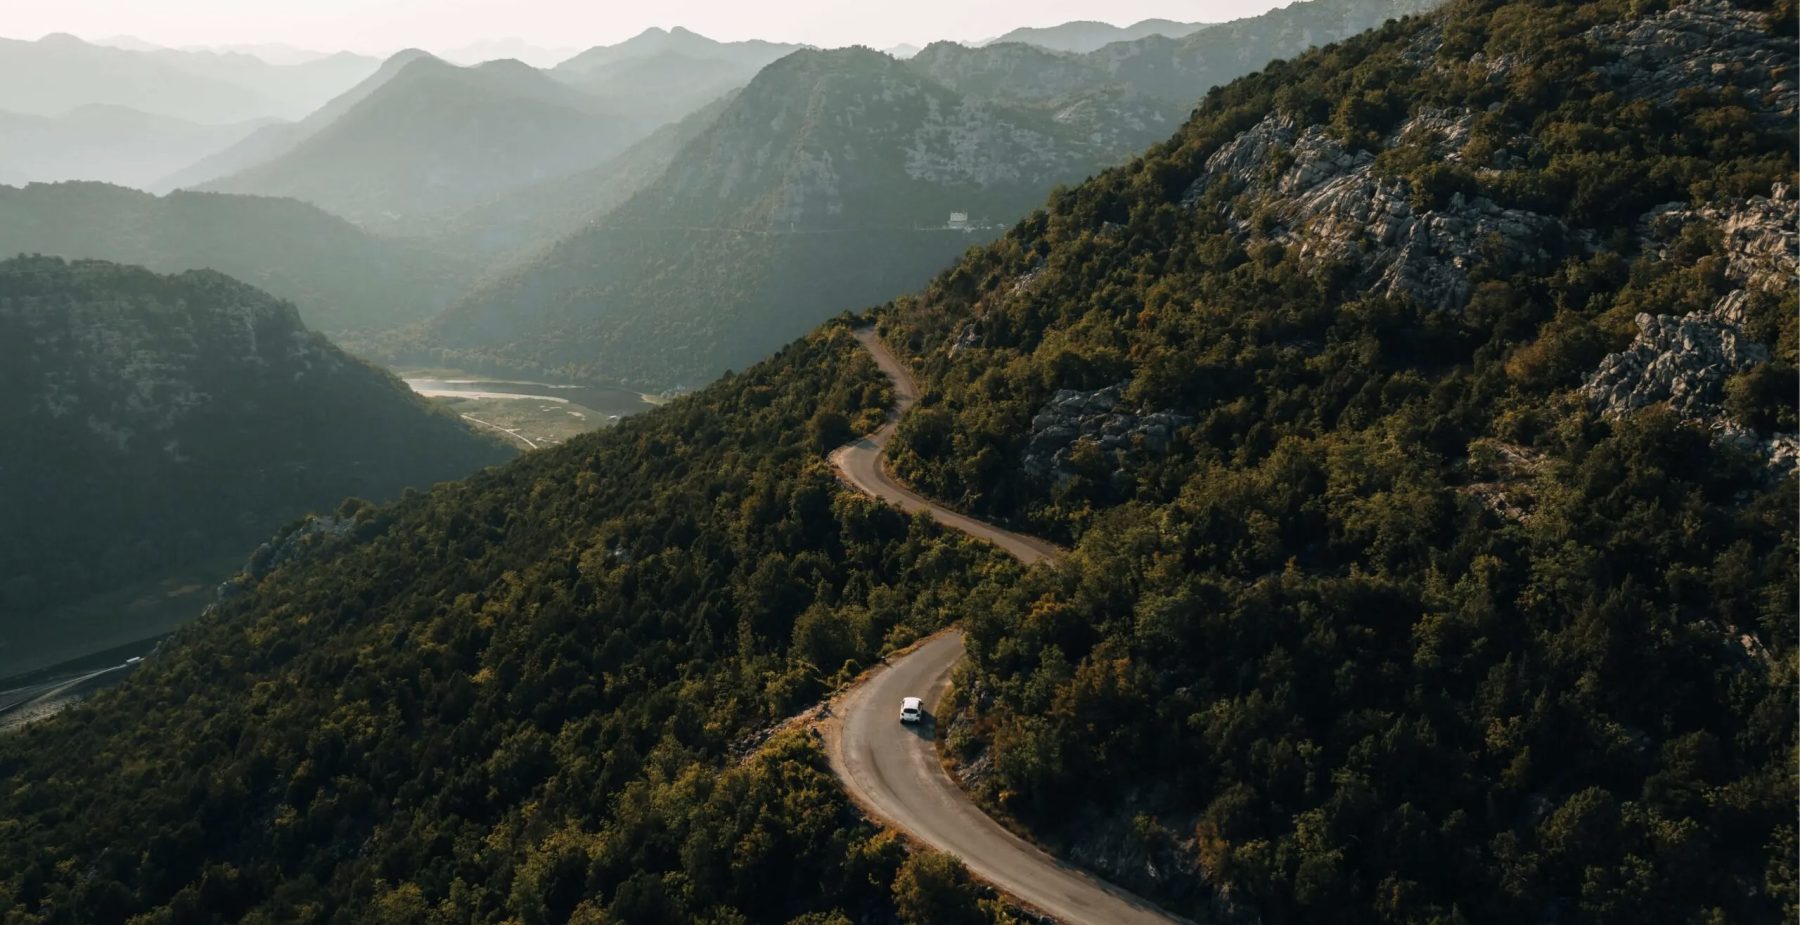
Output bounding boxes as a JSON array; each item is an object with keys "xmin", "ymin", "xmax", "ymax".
[{"xmin": 0, "ymin": 256, "xmax": 512, "ymax": 649}]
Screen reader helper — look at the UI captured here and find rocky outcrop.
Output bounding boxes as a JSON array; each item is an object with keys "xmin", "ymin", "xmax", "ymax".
[
  {"xmin": 1588, "ymin": 182, "xmax": 1797, "ymax": 476},
  {"xmin": 1182, "ymin": 109, "xmax": 1569, "ymax": 312},
  {"xmin": 1587, "ymin": 0, "xmax": 1798, "ymax": 126},
  {"xmin": 1583, "ymin": 312, "xmax": 1768, "ymax": 419},
  {"xmin": 1023, "ymin": 384, "xmax": 1191, "ymax": 485},
  {"xmin": 1640, "ymin": 186, "xmax": 1799, "ymax": 306}
]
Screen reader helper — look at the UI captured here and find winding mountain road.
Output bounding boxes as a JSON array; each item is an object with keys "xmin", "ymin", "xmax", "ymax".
[{"xmin": 824, "ymin": 328, "xmax": 1184, "ymax": 925}]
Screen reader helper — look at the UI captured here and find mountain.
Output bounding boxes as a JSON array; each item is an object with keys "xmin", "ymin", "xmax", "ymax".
[
  {"xmin": 912, "ymin": 0, "xmax": 1446, "ymax": 155},
  {"xmin": 873, "ymin": 0, "xmax": 1798, "ymax": 918},
  {"xmin": 1087, "ymin": 0, "xmax": 1443, "ymax": 103},
  {"xmin": 155, "ymin": 48, "xmax": 434, "ymax": 192},
  {"xmin": 553, "ymin": 26, "xmax": 803, "ymax": 78},
  {"xmin": 0, "ymin": 256, "xmax": 513, "ymax": 675},
  {"xmin": 402, "ymin": 94, "xmax": 735, "ymax": 264},
  {"xmin": 441, "ymin": 37, "xmax": 581, "ymax": 67},
  {"xmin": 549, "ymin": 27, "xmax": 805, "ymax": 133},
  {"xmin": 195, "ymin": 55, "xmax": 652, "ymax": 228},
  {"xmin": 0, "ymin": 33, "xmax": 377, "ymax": 123},
  {"xmin": 0, "ymin": 182, "xmax": 470, "ymax": 333},
  {"xmin": 0, "ymin": 105, "xmax": 267, "ymax": 189},
  {"xmin": 408, "ymin": 46, "xmax": 1109, "ymax": 388},
  {"xmin": 0, "ymin": 2, "xmax": 1792, "ymax": 924},
  {"xmin": 404, "ymin": 0, "xmax": 1452, "ymax": 390},
  {"xmin": 182, "ymin": 42, "xmax": 346, "ymax": 66},
  {"xmin": 979, "ymin": 17, "xmax": 1211, "ymax": 52}
]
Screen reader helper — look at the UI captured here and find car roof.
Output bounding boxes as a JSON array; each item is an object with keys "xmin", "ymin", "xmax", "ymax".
[{"xmin": 901, "ymin": 697, "xmax": 922, "ymax": 708}]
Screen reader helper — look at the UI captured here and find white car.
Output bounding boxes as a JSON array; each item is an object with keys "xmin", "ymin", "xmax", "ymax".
[{"xmin": 899, "ymin": 696, "xmax": 923, "ymax": 723}]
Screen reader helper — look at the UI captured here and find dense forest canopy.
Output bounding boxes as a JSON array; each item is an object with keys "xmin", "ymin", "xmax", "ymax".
[
  {"xmin": 0, "ymin": 0, "xmax": 1792, "ymax": 923},
  {"xmin": 0, "ymin": 327, "xmax": 1019, "ymax": 923}
]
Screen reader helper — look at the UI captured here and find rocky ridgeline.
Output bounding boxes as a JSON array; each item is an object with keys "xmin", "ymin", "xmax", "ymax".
[{"xmin": 1023, "ymin": 385, "xmax": 1192, "ymax": 485}]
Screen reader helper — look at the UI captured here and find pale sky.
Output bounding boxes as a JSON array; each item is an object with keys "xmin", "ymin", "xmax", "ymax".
[{"xmin": 3, "ymin": 0, "xmax": 1291, "ymax": 56}]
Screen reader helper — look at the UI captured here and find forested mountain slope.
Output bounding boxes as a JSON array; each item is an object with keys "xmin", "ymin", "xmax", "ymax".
[
  {"xmin": 0, "ymin": 325, "xmax": 1009, "ymax": 923},
  {"xmin": 0, "ymin": 257, "xmax": 512, "ymax": 671},
  {"xmin": 874, "ymin": 0, "xmax": 1797, "ymax": 918},
  {"xmin": 0, "ymin": 183, "xmax": 468, "ymax": 333},
  {"xmin": 0, "ymin": 0, "xmax": 1791, "ymax": 923}
]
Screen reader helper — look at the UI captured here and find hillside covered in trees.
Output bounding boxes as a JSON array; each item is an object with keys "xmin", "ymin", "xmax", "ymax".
[
  {"xmin": 877, "ymin": 0, "xmax": 1797, "ymax": 919},
  {"xmin": 0, "ymin": 325, "xmax": 1019, "ymax": 923},
  {"xmin": 0, "ymin": 257, "xmax": 513, "ymax": 672},
  {"xmin": 0, "ymin": 0, "xmax": 1792, "ymax": 923}
]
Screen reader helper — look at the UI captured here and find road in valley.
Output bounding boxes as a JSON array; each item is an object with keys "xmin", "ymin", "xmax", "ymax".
[{"xmin": 824, "ymin": 327, "xmax": 1185, "ymax": 925}]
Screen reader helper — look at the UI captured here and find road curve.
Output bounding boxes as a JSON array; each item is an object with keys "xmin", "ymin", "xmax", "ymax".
[
  {"xmin": 825, "ymin": 328, "xmax": 1185, "ymax": 925},
  {"xmin": 828, "ymin": 328, "xmax": 1063, "ymax": 565}
]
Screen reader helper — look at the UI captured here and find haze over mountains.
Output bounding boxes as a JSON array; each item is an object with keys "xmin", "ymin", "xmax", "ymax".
[
  {"xmin": 0, "ymin": 32, "xmax": 376, "ymax": 122},
  {"xmin": 391, "ymin": 0, "xmax": 1448, "ymax": 389},
  {"xmin": 2, "ymin": 0, "xmax": 1452, "ymax": 396},
  {"xmin": 0, "ymin": 182, "xmax": 469, "ymax": 332},
  {"xmin": 0, "ymin": 106, "xmax": 267, "ymax": 190},
  {"xmin": 407, "ymin": 45, "xmax": 1110, "ymax": 387},
  {"xmin": 0, "ymin": 1, "xmax": 1790, "ymax": 922},
  {"xmin": 978, "ymin": 17, "xmax": 1212, "ymax": 52},
  {"xmin": 193, "ymin": 55, "xmax": 647, "ymax": 227}
]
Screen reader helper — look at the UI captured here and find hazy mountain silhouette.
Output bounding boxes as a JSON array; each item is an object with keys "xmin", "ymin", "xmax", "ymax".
[
  {"xmin": 0, "ymin": 33, "xmax": 376, "ymax": 123},
  {"xmin": 0, "ymin": 182, "xmax": 472, "ymax": 332},
  {"xmin": 194, "ymin": 55, "xmax": 653, "ymax": 227},
  {"xmin": 0, "ymin": 105, "xmax": 268, "ymax": 189},
  {"xmin": 978, "ymin": 17, "xmax": 1211, "ymax": 52}
]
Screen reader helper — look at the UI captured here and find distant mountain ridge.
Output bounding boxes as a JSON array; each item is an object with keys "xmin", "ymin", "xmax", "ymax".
[
  {"xmin": 397, "ymin": 0, "xmax": 1454, "ymax": 389},
  {"xmin": 408, "ymin": 45, "xmax": 1110, "ymax": 387},
  {"xmin": 155, "ymin": 48, "xmax": 435, "ymax": 192},
  {"xmin": 0, "ymin": 181, "xmax": 470, "ymax": 332},
  {"xmin": 0, "ymin": 32, "xmax": 376, "ymax": 123},
  {"xmin": 979, "ymin": 17, "xmax": 1212, "ymax": 52},
  {"xmin": 194, "ymin": 53, "xmax": 653, "ymax": 227},
  {"xmin": 553, "ymin": 26, "xmax": 804, "ymax": 77},
  {"xmin": 0, "ymin": 105, "xmax": 268, "ymax": 189}
]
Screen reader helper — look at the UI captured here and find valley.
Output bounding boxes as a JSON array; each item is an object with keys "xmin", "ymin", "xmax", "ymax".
[{"xmin": 401, "ymin": 373, "xmax": 656, "ymax": 447}]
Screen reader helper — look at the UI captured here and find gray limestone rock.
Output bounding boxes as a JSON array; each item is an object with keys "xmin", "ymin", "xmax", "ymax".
[{"xmin": 1022, "ymin": 384, "xmax": 1192, "ymax": 484}]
